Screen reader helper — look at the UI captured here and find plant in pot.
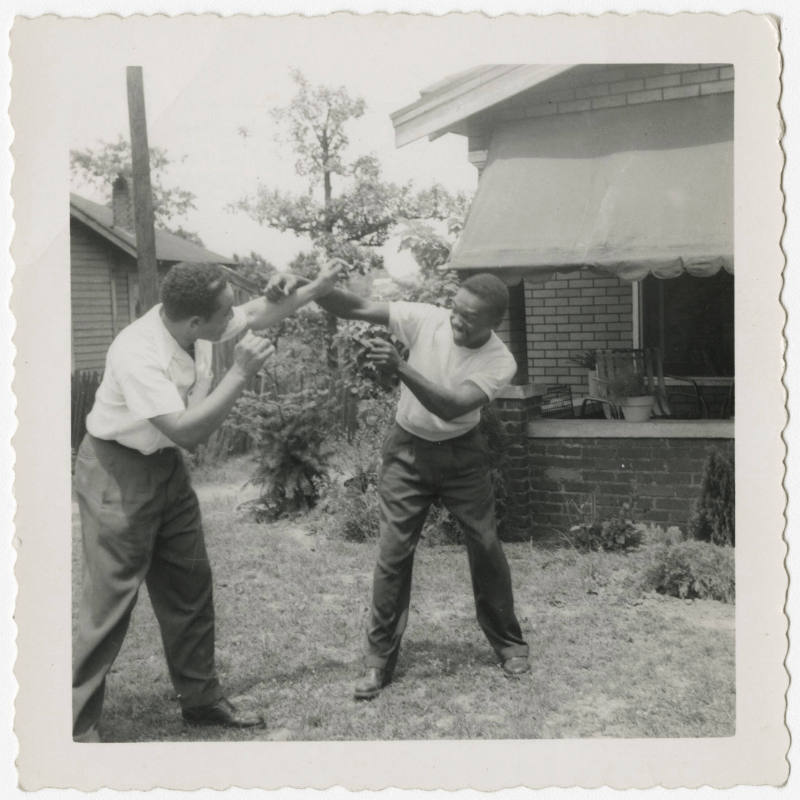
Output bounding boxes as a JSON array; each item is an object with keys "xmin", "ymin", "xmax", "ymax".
[{"xmin": 608, "ymin": 370, "xmax": 654, "ymax": 422}]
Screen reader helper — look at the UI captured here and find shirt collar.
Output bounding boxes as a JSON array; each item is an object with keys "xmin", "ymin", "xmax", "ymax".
[{"xmin": 149, "ymin": 303, "xmax": 195, "ymax": 370}]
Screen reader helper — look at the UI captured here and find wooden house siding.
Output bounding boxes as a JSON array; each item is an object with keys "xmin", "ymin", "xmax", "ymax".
[
  {"xmin": 110, "ymin": 249, "xmax": 135, "ymax": 334},
  {"xmin": 71, "ymin": 220, "xmax": 116, "ymax": 372}
]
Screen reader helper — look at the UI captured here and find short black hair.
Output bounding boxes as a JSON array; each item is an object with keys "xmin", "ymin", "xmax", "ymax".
[
  {"xmin": 161, "ymin": 262, "xmax": 228, "ymax": 321},
  {"xmin": 461, "ymin": 273, "xmax": 509, "ymax": 322}
]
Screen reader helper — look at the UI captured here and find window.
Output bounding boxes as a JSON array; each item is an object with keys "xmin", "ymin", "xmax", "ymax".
[{"xmin": 641, "ymin": 272, "xmax": 734, "ymax": 377}]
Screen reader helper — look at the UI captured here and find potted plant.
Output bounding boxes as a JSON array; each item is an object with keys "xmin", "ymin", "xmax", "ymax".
[{"xmin": 608, "ymin": 371, "xmax": 654, "ymax": 422}]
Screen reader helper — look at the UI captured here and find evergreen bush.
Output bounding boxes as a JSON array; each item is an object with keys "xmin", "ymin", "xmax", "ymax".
[
  {"xmin": 225, "ymin": 388, "xmax": 334, "ymax": 521},
  {"xmin": 688, "ymin": 448, "xmax": 735, "ymax": 546}
]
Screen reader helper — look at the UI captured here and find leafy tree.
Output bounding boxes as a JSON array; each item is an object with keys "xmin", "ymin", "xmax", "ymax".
[
  {"xmin": 70, "ymin": 134, "xmax": 197, "ymax": 230},
  {"xmin": 233, "ymin": 69, "xmax": 470, "ymax": 365},
  {"xmin": 230, "ymin": 251, "xmax": 278, "ymax": 290}
]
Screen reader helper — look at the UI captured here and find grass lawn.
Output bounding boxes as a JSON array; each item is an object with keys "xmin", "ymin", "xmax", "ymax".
[{"xmin": 71, "ymin": 455, "xmax": 735, "ymax": 742}]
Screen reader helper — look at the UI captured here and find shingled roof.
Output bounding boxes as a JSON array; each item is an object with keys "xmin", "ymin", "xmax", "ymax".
[{"xmin": 70, "ymin": 193, "xmax": 236, "ymax": 265}]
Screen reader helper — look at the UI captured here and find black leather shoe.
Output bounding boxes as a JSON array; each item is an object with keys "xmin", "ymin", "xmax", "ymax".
[
  {"xmin": 354, "ymin": 667, "xmax": 390, "ymax": 700},
  {"xmin": 501, "ymin": 656, "xmax": 530, "ymax": 676},
  {"xmin": 182, "ymin": 697, "xmax": 265, "ymax": 728}
]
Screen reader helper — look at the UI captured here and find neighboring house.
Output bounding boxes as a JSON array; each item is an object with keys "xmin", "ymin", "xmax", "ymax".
[
  {"xmin": 70, "ymin": 176, "xmax": 258, "ymax": 373},
  {"xmin": 392, "ymin": 64, "xmax": 735, "ymax": 538}
]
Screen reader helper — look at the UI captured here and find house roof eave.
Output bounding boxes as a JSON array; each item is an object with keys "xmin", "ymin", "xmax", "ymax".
[
  {"xmin": 70, "ymin": 202, "xmax": 139, "ymax": 260},
  {"xmin": 392, "ymin": 64, "xmax": 575, "ymax": 147}
]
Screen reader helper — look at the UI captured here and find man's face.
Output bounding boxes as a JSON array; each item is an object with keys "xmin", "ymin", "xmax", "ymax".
[
  {"xmin": 449, "ymin": 288, "xmax": 498, "ymax": 348},
  {"xmin": 195, "ymin": 284, "xmax": 235, "ymax": 342}
]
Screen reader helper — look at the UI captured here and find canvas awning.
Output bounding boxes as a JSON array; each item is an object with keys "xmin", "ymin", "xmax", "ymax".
[{"xmin": 448, "ymin": 95, "xmax": 733, "ymax": 282}]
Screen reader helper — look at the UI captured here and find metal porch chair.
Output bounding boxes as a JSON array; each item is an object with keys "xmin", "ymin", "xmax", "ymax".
[{"xmin": 540, "ymin": 384, "xmax": 575, "ymax": 418}]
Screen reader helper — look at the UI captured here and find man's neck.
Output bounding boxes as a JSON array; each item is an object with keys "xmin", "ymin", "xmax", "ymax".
[
  {"xmin": 464, "ymin": 330, "xmax": 493, "ymax": 349},
  {"xmin": 160, "ymin": 308, "xmax": 196, "ymax": 353}
]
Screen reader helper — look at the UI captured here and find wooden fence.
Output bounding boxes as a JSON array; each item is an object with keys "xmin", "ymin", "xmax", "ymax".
[{"xmin": 71, "ymin": 370, "xmax": 102, "ymax": 451}]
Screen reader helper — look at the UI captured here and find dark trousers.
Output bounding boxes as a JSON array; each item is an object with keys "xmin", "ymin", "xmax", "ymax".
[
  {"xmin": 72, "ymin": 434, "xmax": 222, "ymax": 742},
  {"xmin": 365, "ymin": 424, "xmax": 529, "ymax": 671}
]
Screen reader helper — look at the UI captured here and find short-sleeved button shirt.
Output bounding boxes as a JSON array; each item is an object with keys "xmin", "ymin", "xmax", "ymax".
[
  {"xmin": 86, "ymin": 303, "xmax": 248, "ymax": 454},
  {"xmin": 389, "ymin": 301, "xmax": 517, "ymax": 442}
]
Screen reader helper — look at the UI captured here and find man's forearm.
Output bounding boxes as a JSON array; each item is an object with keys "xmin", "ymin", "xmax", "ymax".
[
  {"xmin": 313, "ymin": 287, "xmax": 370, "ymax": 319},
  {"xmin": 266, "ymin": 274, "xmax": 365, "ymax": 319},
  {"xmin": 245, "ymin": 275, "xmax": 333, "ymax": 330},
  {"xmin": 396, "ymin": 362, "xmax": 474, "ymax": 421},
  {"xmin": 151, "ymin": 366, "xmax": 249, "ymax": 449}
]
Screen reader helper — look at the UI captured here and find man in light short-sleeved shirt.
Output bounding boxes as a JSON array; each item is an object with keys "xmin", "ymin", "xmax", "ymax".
[
  {"xmin": 72, "ymin": 260, "xmax": 339, "ymax": 741},
  {"xmin": 268, "ymin": 270, "xmax": 530, "ymax": 700}
]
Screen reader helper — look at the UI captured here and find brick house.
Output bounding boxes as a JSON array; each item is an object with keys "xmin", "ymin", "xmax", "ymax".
[{"xmin": 391, "ymin": 64, "xmax": 735, "ymax": 538}]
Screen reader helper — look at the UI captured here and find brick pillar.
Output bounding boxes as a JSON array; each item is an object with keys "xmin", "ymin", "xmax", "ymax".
[
  {"xmin": 494, "ymin": 279, "xmax": 529, "ymax": 385},
  {"xmin": 492, "ymin": 384, "xmax": 543, "ymax": 541}
]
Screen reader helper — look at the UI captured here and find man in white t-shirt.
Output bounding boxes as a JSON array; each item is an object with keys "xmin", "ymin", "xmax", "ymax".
[
  {"xmin": 269, "ymin": 270, "xmax": 530, "ymax": 700},
  {"xmin": 72, "ymin": 260, "xmax": 340, "ymax": 741}
]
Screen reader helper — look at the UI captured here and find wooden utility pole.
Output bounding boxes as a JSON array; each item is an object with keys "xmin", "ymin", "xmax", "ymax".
[{"xmin": 126, "ymin": 66, "xmax": 159, "ymax": 312}]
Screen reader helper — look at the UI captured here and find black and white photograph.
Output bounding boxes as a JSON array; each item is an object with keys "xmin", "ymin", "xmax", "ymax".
[{"xmin": 8, "ymin": 9, "xmax": 787, "ymax": 792}]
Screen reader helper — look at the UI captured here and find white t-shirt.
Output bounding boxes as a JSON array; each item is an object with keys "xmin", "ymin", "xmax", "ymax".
[
  {"xmin": 389, "ymin": 301, "xmax": 517, "ymax": 442},
  {"xmin": 86, "ymin": 303, "xmax": 248, "ymax": 454}
]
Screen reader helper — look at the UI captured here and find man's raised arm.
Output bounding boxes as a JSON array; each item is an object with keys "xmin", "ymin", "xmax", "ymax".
[
  {"xmin": 266, "ymin": 266, "xmax": 390, "ymax": 326},
  {"xmin": 238, "ymin": 261, "xmax": 345, "ymax": 331}
]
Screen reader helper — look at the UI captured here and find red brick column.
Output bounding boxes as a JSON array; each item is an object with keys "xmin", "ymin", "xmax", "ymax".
[{"xmin": 492, "ymin": 384, "xmax": 543, "ymax": 540}]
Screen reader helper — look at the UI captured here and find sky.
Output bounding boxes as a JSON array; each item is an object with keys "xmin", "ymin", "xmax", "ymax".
[{"xmin": 63, "ymin": 15, "xmax": 481, "ymax": 279}]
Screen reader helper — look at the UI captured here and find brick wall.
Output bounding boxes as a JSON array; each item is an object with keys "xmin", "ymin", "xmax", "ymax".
[
  {"xmin": 527, "ymin": 436, "xmax": 734, "ymax": 537},
  {"xmin": 524, "ymin": 275, "xmax": 634, "ymax": 392},
  {"xmin": 489, "ymin": 64, "xmax": 733, "ymax": 126}
]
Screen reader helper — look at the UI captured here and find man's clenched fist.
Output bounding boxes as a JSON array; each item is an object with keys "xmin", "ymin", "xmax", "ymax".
[{"xmin": 232, "ymin": 331, "xmax": 275, "ymax": 378}]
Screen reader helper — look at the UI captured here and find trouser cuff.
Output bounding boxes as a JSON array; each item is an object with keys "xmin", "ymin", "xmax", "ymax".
[{"xmin": 179, "ymin": 683, "xmax": 224, "ymax": 711}]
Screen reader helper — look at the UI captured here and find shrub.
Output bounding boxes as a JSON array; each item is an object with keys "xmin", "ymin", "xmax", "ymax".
[
  {"xmin": 565, "ymin": 497, "xmax": 644, "ymax": 553},
  {"xmin": 421, "ymin": 502, "xmax": 463, "ymax": 546},
  {"xmin": 326, "ymin": 483, "xmax": 382, "ymax": 543},
  {"xmin": 642, "ymin": 539, "xmax": 735, "ymax": 602},
  {"xmin": 312, "ymin": 395, "xmax": 393, "ymax": 542},
  {"xmin": 225, "ymin": 389, "xmax": 335, "ymax": 521},
  {"xmin": 641, "ymin": 524, "xmax": 686, "ymax": 548},
  {"xmin": 688, "ymin": 448, "xmax": 735, "ymax": 546}
]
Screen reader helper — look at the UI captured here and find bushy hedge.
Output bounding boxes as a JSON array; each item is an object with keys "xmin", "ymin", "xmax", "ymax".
[{"xmin": 642, "ymin": 539, "xmax": 735, "ymax": 603}]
